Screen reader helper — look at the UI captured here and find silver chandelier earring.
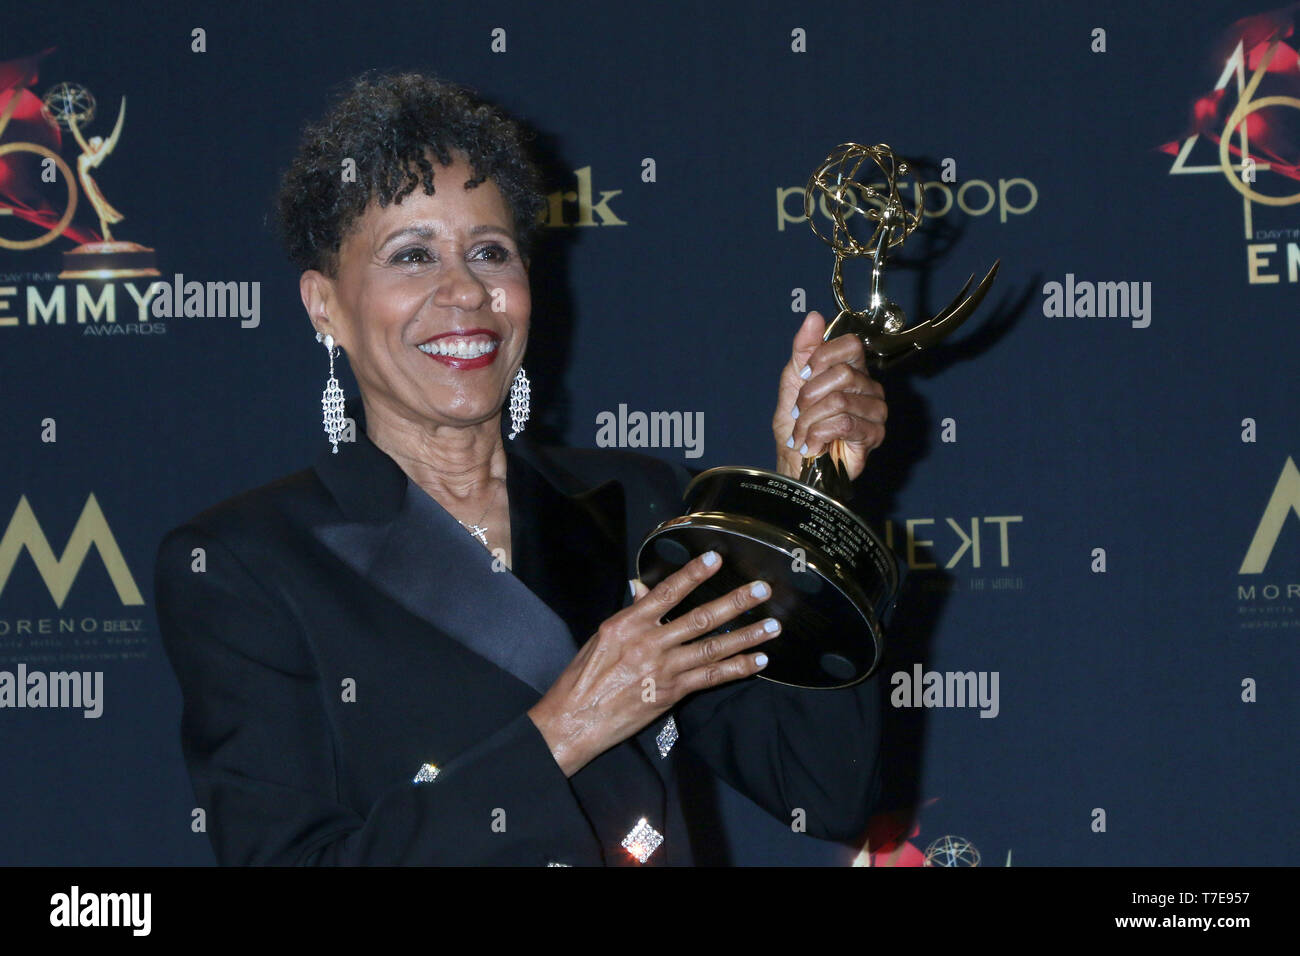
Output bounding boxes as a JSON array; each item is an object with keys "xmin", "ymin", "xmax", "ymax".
[
  {"xmin": 316, "ymin": 331, "xmax": 346, "ymax": 453},
  {"xmin": 508, "ymin": 366, "xmax": 530, "ymax": 440}
]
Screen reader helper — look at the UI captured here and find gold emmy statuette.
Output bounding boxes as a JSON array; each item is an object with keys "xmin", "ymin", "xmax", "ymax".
[
  {"xmin": 42, "ymin": 83, "xmax": 159, "ymax": 280},
  {"xmin": 636, "ymin": 143, "xmax": 1000, "ymax": 688}
]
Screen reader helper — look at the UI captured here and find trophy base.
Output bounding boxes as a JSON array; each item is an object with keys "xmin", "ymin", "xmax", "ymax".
[
  {"xmin": 58, "ymin": 241, "xmax": 160, "ymax": 280},
  {"xmin": 636, "ymin": 466, "xmax": 900, "ymax": 689}
]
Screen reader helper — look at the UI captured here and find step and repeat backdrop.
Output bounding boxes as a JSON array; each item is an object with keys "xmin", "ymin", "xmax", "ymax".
[{"xmin": 0, "ymin": 0, "xmax": 1295, "ymax": 865}]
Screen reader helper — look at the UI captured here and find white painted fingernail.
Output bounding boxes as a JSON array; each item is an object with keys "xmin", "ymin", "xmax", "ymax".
[
  {"xmin": 702, "ymin": 550, "xmax": 719, "ymax": 566},
  {"xmin": 751, "ymin": 581, "xmax": 770, "ymax": 599},
  {"xmin": 799, "ymin": 442, "xmax": 809, "ymax": 456},
  {"xmin": 791, "ymin": 405, "xmax": 800, "ymax": 420},
  {"xmin": 763, "ymin": 618, "xmax": 780, "ymax": 633},
  {"xmin": 628, "ymin": 580, "xmax": 637, "ymax": 598},
  {"xmin": 786, "ymin": 436, "xmax": 795, "ymax": 448},
  {"xmin": 755, "ymin": 653, "xmax": 769, "ymax": 667},
  {"xmin": 800, "ymin": 365, "xmax": 812, "ymax": 380}
]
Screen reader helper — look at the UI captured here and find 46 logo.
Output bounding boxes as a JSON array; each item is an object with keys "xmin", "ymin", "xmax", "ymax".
[{"xmin": 1165, "ymin": 23, "xmax": 1300, "ymax": 238}]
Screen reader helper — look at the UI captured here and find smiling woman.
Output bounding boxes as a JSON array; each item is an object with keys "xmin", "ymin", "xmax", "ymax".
[
  {"xmin": 297, "ymin": 153, "xmax": 530, "ymax": 564},
  {"xmin": 153, "ymin": 71, "xmax": 891, "ymax": 866}
]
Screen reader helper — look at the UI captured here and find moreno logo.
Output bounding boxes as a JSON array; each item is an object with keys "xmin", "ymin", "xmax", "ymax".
[
  {"xmin": 0, "ymin": 494, "xmax": 142, "ymax": 608},
  {"xmin": 1239, "ymin": 457, "xmax": 1300, "ymax": 574}
]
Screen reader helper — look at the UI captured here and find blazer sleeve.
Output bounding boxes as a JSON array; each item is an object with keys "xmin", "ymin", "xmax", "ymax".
[
  {"xmin": 154, "ymin": 525, "xmax": 599, "ymax": 866},
  {"xmin": 674, "ymin": 671, "xmax": 882, "ymax": 842},
  {"xmin": 660, "ymin": 460, "xmax": 884, "ymax": 843}
]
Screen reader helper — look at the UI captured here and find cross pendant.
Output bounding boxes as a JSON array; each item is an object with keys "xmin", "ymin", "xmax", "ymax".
[{"xmin": 465, "ymin": 524, "xmax": 488, "ymax": 546}]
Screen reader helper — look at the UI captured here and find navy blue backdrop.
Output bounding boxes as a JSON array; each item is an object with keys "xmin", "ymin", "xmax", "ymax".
[{"xmin": 1, "ymin": 0, "xmax": 1296, "ymax": 865}]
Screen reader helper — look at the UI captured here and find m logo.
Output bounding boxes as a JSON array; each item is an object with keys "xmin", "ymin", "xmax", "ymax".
[
  {"xmin": 0, "ymin": 493, "xmax": 142, "ymax": 607},
  {"xmin": 1239, "ymin": 457, "xmax": 1300, "ymax": 574}
]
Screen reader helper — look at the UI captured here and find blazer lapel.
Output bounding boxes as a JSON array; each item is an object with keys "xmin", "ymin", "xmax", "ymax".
[
  {"xmin": 309, "ymin": 399, "xmax": 624, "ymax": 698},
  {"xmin": 504, "ymin": 436, "xmax": 627, "ymax": 652}
]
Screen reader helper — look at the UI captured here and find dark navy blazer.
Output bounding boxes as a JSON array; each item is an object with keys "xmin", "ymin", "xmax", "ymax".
[{"xmin": 154, "ymin": 400, "xmax": 883, "ymax": 865}]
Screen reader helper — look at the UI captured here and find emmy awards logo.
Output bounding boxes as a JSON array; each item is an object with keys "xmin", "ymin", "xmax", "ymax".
[
  {"xmin": 38, "ymin": 82, "xmax": 159, "ymax": 280},
  {"xmin": 636, "ymin": 143, "xmax": 1000, "ymax": 689}
]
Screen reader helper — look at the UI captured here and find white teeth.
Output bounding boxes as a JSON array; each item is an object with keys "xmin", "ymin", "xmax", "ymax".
[{"xmin": 417, "ymin": 337, "xmax": 499, "ymax": 359}]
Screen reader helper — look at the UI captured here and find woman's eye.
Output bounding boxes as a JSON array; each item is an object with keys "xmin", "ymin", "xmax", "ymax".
[
  {"xmin": 474, "ymin": 243, "xmax": 511, "ymax": 263},
  {"xmin": 392, "ymin": 247, "xmax": 433, "ymax": 264}
]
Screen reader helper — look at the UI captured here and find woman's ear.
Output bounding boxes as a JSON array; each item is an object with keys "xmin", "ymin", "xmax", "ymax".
[{"xmin": 300, "ymin": 269, "xmax": 337, "ymax": 342}]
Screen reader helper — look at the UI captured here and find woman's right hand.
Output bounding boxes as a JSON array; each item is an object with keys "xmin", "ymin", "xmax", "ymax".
[{"xmin": 527, "ymin": 551, "xmax": 778, "ymax": 777}]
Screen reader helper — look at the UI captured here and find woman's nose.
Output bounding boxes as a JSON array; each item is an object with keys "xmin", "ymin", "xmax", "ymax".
[{"xmin": 433, "ymin": 258, "xmax": 489, "ymax": 311}]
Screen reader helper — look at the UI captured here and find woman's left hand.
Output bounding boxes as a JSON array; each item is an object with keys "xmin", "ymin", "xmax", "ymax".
[{"xmin": 772, "ymin": 310, "xmax": 887, "ymax": 481}]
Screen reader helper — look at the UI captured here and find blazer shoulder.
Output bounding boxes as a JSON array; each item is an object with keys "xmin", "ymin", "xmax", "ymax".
[
  {"xmin": 529, "ymin": 442, "xmax": 694, "ymax": 502},
  {"xmin": 156, "ymin": 466, "xmax": 329, "ymax": 558}
]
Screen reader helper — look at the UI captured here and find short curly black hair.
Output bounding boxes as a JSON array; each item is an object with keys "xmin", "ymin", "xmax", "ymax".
[{"xmin": 276, "ymin": 71, "xmax": 545, "ymax": 276}]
